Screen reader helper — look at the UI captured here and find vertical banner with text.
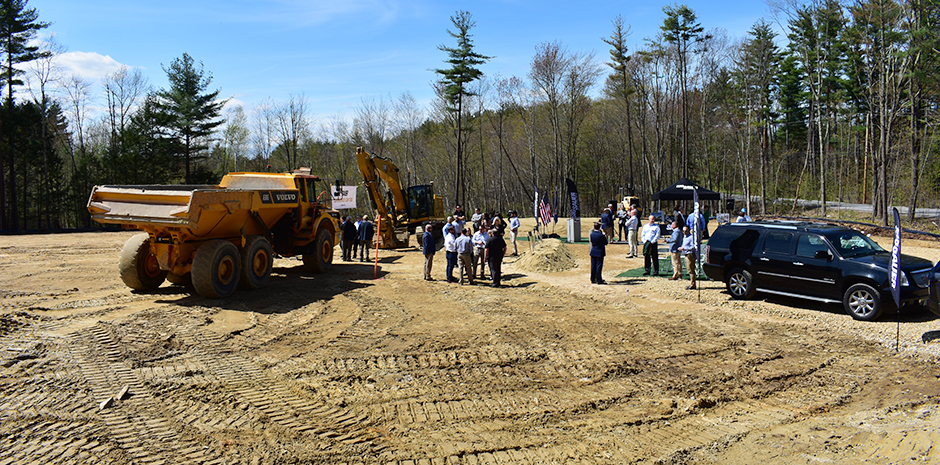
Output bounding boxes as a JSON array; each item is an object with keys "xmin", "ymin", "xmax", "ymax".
[
  {"xmin": 566, "ymin": 178, "xmax": 581, "ymax": 220},
  {"xmin": 890, "ymin": 207, "xmax": 901, "ymax": 309}
]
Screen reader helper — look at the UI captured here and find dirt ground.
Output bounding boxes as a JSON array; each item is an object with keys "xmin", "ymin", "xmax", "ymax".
[{"xmin": 2, "ymin": 219, "xmax": 940, "ymax": 464}]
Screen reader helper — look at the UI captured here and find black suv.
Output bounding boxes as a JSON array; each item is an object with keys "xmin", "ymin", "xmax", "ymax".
[{"xmin": 703, "ymin": 221, "xmax": 932, "ymax": 321}]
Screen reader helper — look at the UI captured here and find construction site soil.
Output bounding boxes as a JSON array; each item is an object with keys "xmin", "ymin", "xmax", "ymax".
[{"xmin": 2, "ymin": 219, "xmax": 940, "ymax": 464}]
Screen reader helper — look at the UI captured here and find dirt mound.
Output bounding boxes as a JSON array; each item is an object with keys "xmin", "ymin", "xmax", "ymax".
[{"xmin": 512, "ymin": 238, "xmax": 578, "ymax": 272}]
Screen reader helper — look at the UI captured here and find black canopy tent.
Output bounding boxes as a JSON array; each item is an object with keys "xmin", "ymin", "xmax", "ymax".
[
  {"xmin": 652, "ymin": 177, "xmax": 720, "ymax": 201},
  {"xmin": 650, "ymin": 177, "xmax": 723, "ymax": 234}
]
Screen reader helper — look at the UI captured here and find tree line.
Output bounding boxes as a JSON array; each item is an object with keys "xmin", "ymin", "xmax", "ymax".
[{"xmin": 1, "ymin": 0, "xmax": 938, "ymax": 233}]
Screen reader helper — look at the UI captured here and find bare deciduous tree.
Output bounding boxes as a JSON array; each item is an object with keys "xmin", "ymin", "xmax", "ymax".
[
  {"xmin": 353, "ymin": 95, "xmax": 391, "ymax": 156},
  {"xmin": 221, "ymin": 105, "xmax": 249, "ymax": 172},
  {"xmin": 252, "ymin": 98, "xmax": 276, "ymax": 169}
]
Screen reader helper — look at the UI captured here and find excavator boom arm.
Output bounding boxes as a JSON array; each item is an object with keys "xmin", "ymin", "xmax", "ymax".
[{"xmin": 356, "ymin": 147, "xmax": 409, "ymax": 218}]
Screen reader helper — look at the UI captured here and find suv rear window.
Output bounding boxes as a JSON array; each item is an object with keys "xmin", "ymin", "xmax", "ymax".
[
  {"xmin": 710, "ymin": 226, "xmax": 759, "ymax": 249},
  {"xmin": 796, "ymin": 234, "xmax": 830, "ymax": 258},
  {"xmin": 762, "ymin": 231, "xmax": 793, "ymax": 255},
  {"xmin": 709, "ymin": 226, "xmax": 761, "ymax": 260}
]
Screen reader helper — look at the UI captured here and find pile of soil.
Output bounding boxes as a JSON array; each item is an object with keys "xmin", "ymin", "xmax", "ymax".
[{"xmin": 512, "ymin": 238, "xmax": 578, "ymax": 272}]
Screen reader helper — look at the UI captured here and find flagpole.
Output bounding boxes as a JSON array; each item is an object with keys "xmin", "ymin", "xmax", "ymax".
[
  {"xmin": 693, "ymin": 187, "xmax": 701, "ymax": 303},
  {"xmin": 892, "ymin": 207, "xmax": 901, "ymax": 352}
]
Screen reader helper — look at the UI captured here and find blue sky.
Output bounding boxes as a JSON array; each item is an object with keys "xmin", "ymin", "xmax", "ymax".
[{"xmin": 31, "ymin": 0, "xmax": 779, "ymax": 125}]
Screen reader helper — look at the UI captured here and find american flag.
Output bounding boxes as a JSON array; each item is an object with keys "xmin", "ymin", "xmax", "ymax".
[
  {"xmin": 539, "ymin": 199, "xmax": 552, "ymax": 227},
  {"xmin": 692, "ymin": 187, "xmax": 700, "ymax": 258}
]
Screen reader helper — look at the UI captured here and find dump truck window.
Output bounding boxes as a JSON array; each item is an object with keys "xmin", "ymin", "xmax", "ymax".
[
  {"xmin": 306, "ymin": 178, "xmax": 317, "ymax": 202},
  {"xmin": 296, "ymin": 179, "xmax": 308, "ymax": 202}
]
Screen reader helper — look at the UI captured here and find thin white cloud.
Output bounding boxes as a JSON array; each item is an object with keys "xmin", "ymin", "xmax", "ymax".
[
  {"xmin": 222, "ymin": 97, "xmax": 245, "ymax": 112},
  {"xmin": 54, "ymin": 51, "xmax": 129, "ymax": 81}
]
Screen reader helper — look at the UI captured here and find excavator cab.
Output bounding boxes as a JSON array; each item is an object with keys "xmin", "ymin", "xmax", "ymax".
[{"xmin": 407, "ymin": 185, "xmax": 432, "ymax": 220}]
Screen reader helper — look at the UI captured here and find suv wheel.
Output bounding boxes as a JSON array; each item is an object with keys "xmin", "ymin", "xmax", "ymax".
[
  {"xmin": 843, "ymin": 283, "xmax": 883, "ymax": 321},
  {"xmin": 727, "ymin": 268, "xmax": 756, "ymax": 299}
]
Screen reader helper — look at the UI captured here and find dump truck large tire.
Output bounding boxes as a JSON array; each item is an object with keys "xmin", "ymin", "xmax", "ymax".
[
  {"xmin": 118, "ymin": 233, "xmax": 166, "ymax": 291},
  {"xmin": 303, "ymin": 229, "xmax": 333, "ymax": 273},
  {"xmin": 192, "ymin": 240, "xmax": 241, "ymax": 298},
  {"xmin": 240, "ymin": 235, "xmax": 273, "ymax": 289}
]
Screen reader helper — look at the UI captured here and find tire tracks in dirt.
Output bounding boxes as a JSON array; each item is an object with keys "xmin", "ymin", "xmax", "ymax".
[{"xmin": 4, "ymin": 233, "xmax": 940, "ymax": 463}]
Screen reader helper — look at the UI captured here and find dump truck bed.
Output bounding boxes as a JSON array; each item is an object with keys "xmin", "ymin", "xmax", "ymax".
[{"xmin": 87, "ymin": 182, "xmax": 301, "ymax": 239}]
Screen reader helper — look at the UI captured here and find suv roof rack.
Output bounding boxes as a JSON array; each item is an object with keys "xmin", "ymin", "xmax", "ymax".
[{"xmin": 728, "ymin": 219, "xmax": 839, "ymax": 230}]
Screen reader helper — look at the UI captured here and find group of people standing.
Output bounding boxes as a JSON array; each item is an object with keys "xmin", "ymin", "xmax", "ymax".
[
  {"xmin": 339, "ymin": 215, "xmax": 376, "ymax": 262},
  {"xmin": 591, "ymin": 202, "xmax": 711, "ymax": 289},
  {"xmin": 423, "ymin": 206, "xmax": 520, "ymax": 288},
  {"xmin": 643, "ymin": 206, "xmax": 705, "ymax": 287},
  {"xmin": 344, "ymin": 200, "xmax": 716, "ymax": 290}
]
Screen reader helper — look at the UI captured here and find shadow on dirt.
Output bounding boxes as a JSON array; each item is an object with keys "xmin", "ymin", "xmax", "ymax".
[
  {"xmin": 611, "ymin": 279, "xmax": 643, "ymax": 285},
  {"xmin": 139, "ymin": 261, "xmax": 391, "ymax": 314},
  {"xmin": 708, "ymin": 288, "xmax": 937, "ymax": 323},
  {"xmin": 504, "ymin": 282, "xmax": 537, "ymax": 289},
  {"xmin": 922, "ymin": 331, "xmax": 940, "ymax": 343}
]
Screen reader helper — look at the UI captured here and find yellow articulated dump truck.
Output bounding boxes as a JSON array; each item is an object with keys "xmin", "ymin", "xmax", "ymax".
[{"xmin": 87, "ymin": 169, "xmax": 341, "ymax": 298}]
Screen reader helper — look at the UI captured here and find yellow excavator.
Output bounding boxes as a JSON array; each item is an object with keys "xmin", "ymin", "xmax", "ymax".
[{"xmin": 356, "ymin": 147, "xmax": 445, "ymax": 249}]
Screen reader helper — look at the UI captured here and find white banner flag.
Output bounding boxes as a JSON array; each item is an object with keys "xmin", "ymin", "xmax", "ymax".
[{"xmin": 331, "ymin": 185, "xmax": 357, "ymax": 209}]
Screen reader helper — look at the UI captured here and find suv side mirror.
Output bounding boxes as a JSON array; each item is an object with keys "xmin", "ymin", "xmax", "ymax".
[{"xmin": 814, "ymin": 249, "xmax": 832, "ymax": 261}]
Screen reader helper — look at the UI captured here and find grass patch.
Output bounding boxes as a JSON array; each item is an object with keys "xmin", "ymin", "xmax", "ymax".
[{"xmin": 617, "ymin": 268, "xmax": 707, "ymax": 279}]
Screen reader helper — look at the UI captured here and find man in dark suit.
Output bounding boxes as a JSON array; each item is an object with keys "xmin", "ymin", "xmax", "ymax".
[
  {"xmin": 422, "ymin": 224, "xmax": 436, "ymax": 280},
  {"xmin": 340, "ymin": 216, "xmax": 358, "ymax": 261},
  {"xmin": 357, "ymin": 215, "xmax": 375, "ymax": 262},
  {"xmin": 600, "ymin": 207, "xmax": 614, "ymax": 243},
  {"xmin": 589, "ymin": 221, "xmax": 608, "ymax": 284},
  {"xmin": 484, "ymin": 229, "xmax": 507, "ymax": 288}
]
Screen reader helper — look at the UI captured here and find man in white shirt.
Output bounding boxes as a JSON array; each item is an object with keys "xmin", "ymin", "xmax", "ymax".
[
  {"xmin": 444, "ymin": 224, "xmax": 458, "ymax": 283},
  {"xmin": 679, "ymin": 226, "xmax": 697, "ymax": 289},
  {"xmin": 472, "ymin": 225, "xmax": 489, "ymax": 279},
  {"xmin": 640, "ymin": 215, "xmax": 661, "ymax": 276},
  {"xmin": 625, "ymin": 209, "xmax": 639, "ymax": 258},
  {"xmin": 470, "ymin": 208, "xmax": 483, "ymax": 225},
  {"xmin": 508, "ymin": 210, "xmax": 521, "ymax": 256},
  {"xmin": 455, "ymin": 228, "xmax": 474, "ymax": 285}
]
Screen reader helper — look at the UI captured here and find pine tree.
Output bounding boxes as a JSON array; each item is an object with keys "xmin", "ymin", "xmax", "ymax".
[
  {"xmin": 739, "ymin": 20, "xmax": 781, "ymax": 214},
  {"xmin": 155, "ymin": 53, "xmax": 227, "ymax": 184},
  {"xmin": 603, "ymin": 15, "xmax": 636, "ymax": 194},
  {"xmin": 0, "ymin": 0, "xmax": 46, "ymax": 103},
  {"xmin": 0, "ymin": 0, "xmax": 48, "ymax": 231},
  {"xmin": 435, "ymin": 10, "xmax": 490, "ymax": 207},
  {"xmin": 661, "ymin": 4, "xmax": 709, "ymax": 179}
]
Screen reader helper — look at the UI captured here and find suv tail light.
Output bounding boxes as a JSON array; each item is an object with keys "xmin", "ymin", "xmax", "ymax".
[{"xmin": 705, "ymin": 244, "xmax": 711, "ymax": 264}]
